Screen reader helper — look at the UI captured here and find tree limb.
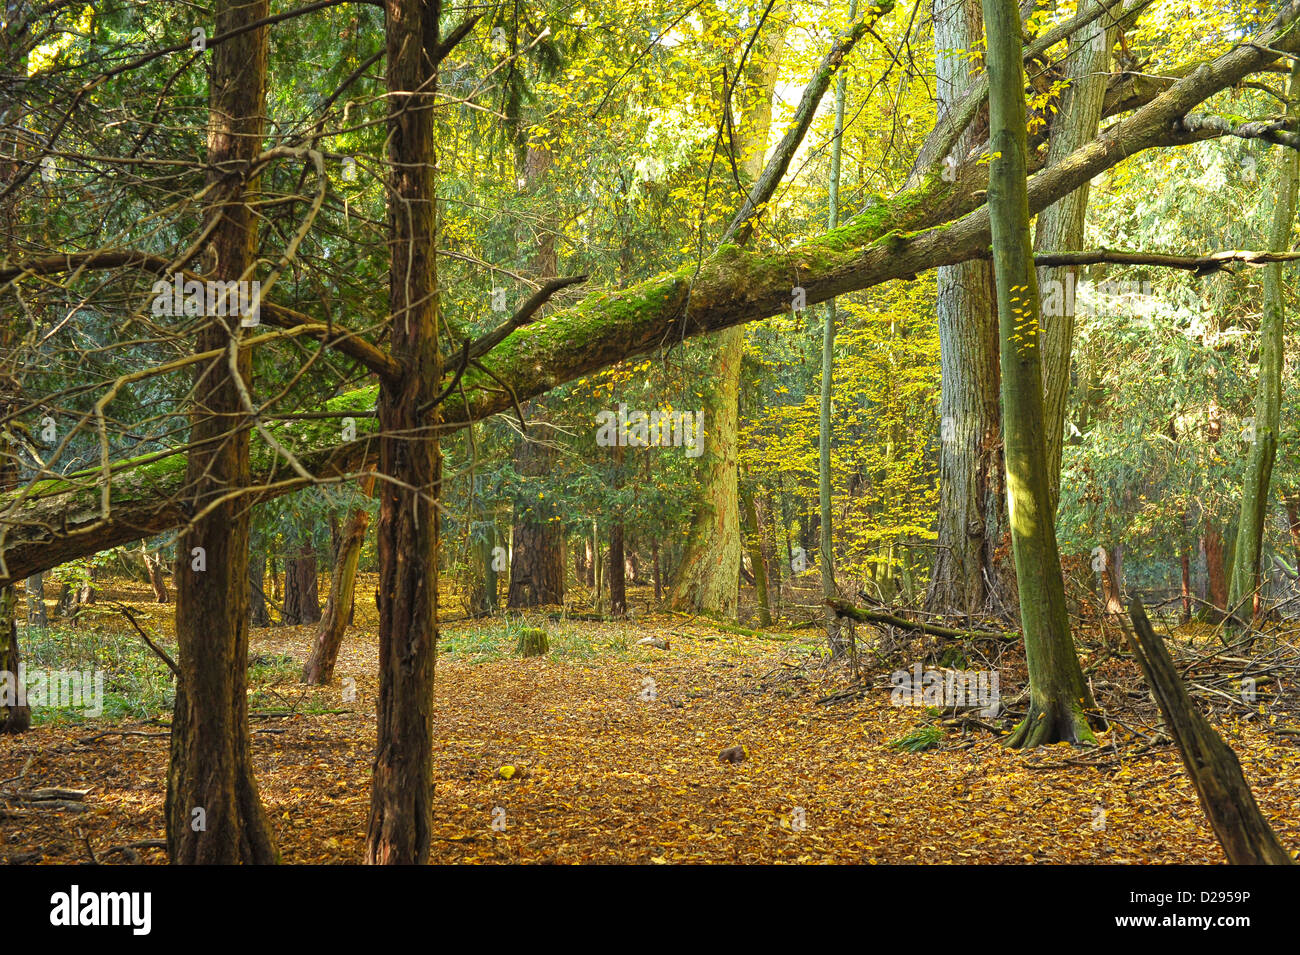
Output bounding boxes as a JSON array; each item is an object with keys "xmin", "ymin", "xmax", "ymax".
[
  {"xmin": 1032, "ymin": 247, "xmax": 1300, "ymax": 273},
  {"xmin": 465, "ymin": 274, "xmax": 589, "ymax": 361},
  {"xmin": 826, "ymin": 598, "xmax": 1018, "ymax": 641}
]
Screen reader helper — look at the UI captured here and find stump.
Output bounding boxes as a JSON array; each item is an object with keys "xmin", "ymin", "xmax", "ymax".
[{"xmin": 515, "ymin": 626, "xmax": 549, "ymax": 657}]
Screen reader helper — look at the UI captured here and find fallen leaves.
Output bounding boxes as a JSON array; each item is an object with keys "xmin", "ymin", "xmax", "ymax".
[{"xmin": 5, "ymin": 579, "xmax": 1300, "ymax": 864}]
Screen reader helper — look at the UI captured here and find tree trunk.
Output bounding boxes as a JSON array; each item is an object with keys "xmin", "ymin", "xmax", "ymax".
[
  {"xmin": 740, "ymin": 485, "xmax": 772, "ymax": 626},
  {"xmin": 1126, "ymin": 600, "xmax": 1292, "ymax": 864},
  {"xmin": 282, "ymin": 540, "xmax": 321, "ymax": 625},
  {"xmin": 1180, "ymin": 548, "xmax": 1192, "ymax": 625},
  {"xmin": 762, "ymin": 488, "xmax": 781, "ymax": 606},
  {"xmin": 652, "ymin": 538, "xmax": 662, "ymax": 601},
  {"xmin": 248, "ymin": 551, "xmax": 270, "ymax": 627},
  {"xmin": 508, "ymin": 428, "xmax": 566, "ymax": 608},
  {"xmin": 0, "ymin": 588, "xmax": 30, "ymax": 733},
  {"xmin": 609, "ymin": 522, "xmax": 627, "ymax": 617},
  {"xmin": 669, "ymin": 328, "xmax": 742, "ymax": 617},
  {"xmin": 144, "ymin": 548, "xmax": 169, "ymax": 603},
  {"xmin": 925, "ymin": 0, "xmax": 1004, "ymax": 618},
  {"xmin": 470, "ymin": 519, "xmax": 500, "ymax": 615},
  {"xmin": 366, "ymin": 0, "xmax": 442, "ymax": 865},
  {"xmin": 585, "ymin": 535, "xmax": 596, "ymax": 586},
  {"xmin": 303, "ymin": 479, "xmax": 374, "ymax": 685},
  {"xmin": 24, "ymin": 573, "xmax": 46, "ymax": 629},
  {"xmin": 1035, "ymin": 0, "xmax": 1116, "ymax": 512},
  {"xmin": 1099, "ymin": 546, "xmax": 1124, "ymax": 614},
  {"xmin": 609, "ymin": 443, "xmax": 626, "ymax": 617},
  {"xmin": 593, "ymin": 522, "xmax": 604, "ymax": 610},
  {"xmin": 1204, "ymin": 528, "xmax": 1229, "ymax": 618},
  {"xmin": 820, "ymin": 0, "xmax": 855, "ymax": 653},
  {"xmin": 671, "ymin": 13, "xmax": 788, "ymax": 619},
  {"xmin": 165, "ymin": 0, "xmax": 277, "ymax": 865},
  {"xmin": 982, "ymin": 0, "xmax": 1099, "ymax": 748},
  {"xmin": 1285, "ymin": 494, "xmax": 1300, "ymax": 570},
  {"xmin": 1228, "ymin": 61, "xmax": 1300, "ymax": 631}
]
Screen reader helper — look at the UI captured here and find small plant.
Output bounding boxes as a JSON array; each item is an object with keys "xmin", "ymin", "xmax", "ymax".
[{"xmin": 889, "ymin": 725, "xmax": 943, "ymax": 753}]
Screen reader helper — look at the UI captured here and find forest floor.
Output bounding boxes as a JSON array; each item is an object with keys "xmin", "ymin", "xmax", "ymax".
[{"xmin": 4, "ymin": 576, "xmax": 1300, "ymax": 864}]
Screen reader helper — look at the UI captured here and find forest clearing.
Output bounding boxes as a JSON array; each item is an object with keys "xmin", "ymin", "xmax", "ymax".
[{"xmin": 5, "ymin": 0, "xmax": 1300, "ymax": 918}]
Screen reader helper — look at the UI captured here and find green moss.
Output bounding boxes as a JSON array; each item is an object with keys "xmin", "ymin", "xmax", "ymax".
[{"xmin": 515, "ymin": 626, "xmax": 549, "ymax": 657}]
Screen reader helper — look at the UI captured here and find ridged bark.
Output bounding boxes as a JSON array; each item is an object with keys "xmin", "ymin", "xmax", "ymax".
[
  {"xmin": 1034, "ymin": 0, "xmax": 1118, "ymax": 511},
  {"xmin": 365, "ymin": 0, "xmax": 443, "ymax": 865},
  {"xmin": 741, "ymin": 484, "xmax": 772, "ymax": 625},
  {"xmin": 925, "ymin": 0, "xmax": 1004, "ymax": 618},
  {"xmin": 165, "ymin": 0, "xmax": 277, "ymax": 864}
]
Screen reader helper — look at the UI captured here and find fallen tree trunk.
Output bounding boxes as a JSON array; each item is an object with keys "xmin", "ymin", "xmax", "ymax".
[
  {"xmin": 826, "ymin": 598, "xmax": 1017, "ymax": 641},
  {"xmin": 4, "ymin": 5, "xmax": 1300, "ymax": 585},
  {"xmin": 1124, "ymin": 598, "xmax": 1292, "ymax": 865}
]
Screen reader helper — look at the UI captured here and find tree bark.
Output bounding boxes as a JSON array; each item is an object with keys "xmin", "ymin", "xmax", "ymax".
[
  {"xmin": 740, "ymin": 484, "xmax": 772, "ymax": 626},
  {"xmin": 0, "ymin": 587, "xmax": 30, "ymax": 732},
  {"xmin": 281, "ymin": 539, "xmax": 321, "ymax": 625},
  {"xmin": 506, "ymin": 137, "xmax": 565, "ymax": 610},
  {"xmin": 469, "ymin": 518, "xmax": 500, "ymax": 615},
  {"xmin": 652, "ymin": 538, "xmax": 662, "ymax": 601},
  {"xmin": 762, "ymin": 488, "xmax": 781, "ymax": 606},
  {"xmin": 144, "ymin": 547, "xmax": 169, "ymax": 603},
  {"xmin": 366, "ymin": 0, "xmax": 442, "ymax": 866},
  {"xmin": 24, "ymin": 573, "xmax": 46, "ymax": 628},
  {"xmin": 507, "ymin": 428, "xmax": 566, "ymax": 608},
  {"xmin": 609, "ymin": 522, "xmax": 627, "ymax": 617},
  {"xmin": 1228, "ymin": 60, "xmax": 1300, "ymax": 631},
  {"xmin": 1035, "ymin": 0, "xmax": 1117, "ymax": 511},
  {"xmin": 164, "ymin": 0, "xmax": 277, "ymax": 865},
  {"xmin": 609, "ymin": 443, "xmax": 626, "ymax": 617},
  {"xmin": 1285, "ymin": 493, "xmax": 1300, "ymax": 570},
  {"xmin": 303, "ymin": 478, "xmax": 374, "ymax": 684},
  {"xmin": 1099, "ymin": 545, "xmax": 1124, "ymax": 614},
  {"xmin": 1180, "ymin": 548, "xmax": 1192, "ymax": 624},
  {"xmin": 671, "ymin": 11, "xmax": 788, "ymax": 618},
  {"xmin": 1204, "ymin": 528, "xmax": 1229, "ymax": 618},
  {"xmin": 669, "ymin": 329, "xmax": 742, "ymax": 617},
  {"xmin": 982, "ymin": 0, "xmax": 1100, "ymax": 748},
  {"xmin": 248, "ymin": 551, "xmax": 270, "ymax": 627},
  {"xmin": 821, "ymin": 0, "xmax": 853, "ymax": 652},
  {"xmin": 1126, "ymin": 599, "xmax": 1292, "ymax": 864},
  {"xmin": 925, "ymin": 0, "xmax": 1004, "ymax": 619}
]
